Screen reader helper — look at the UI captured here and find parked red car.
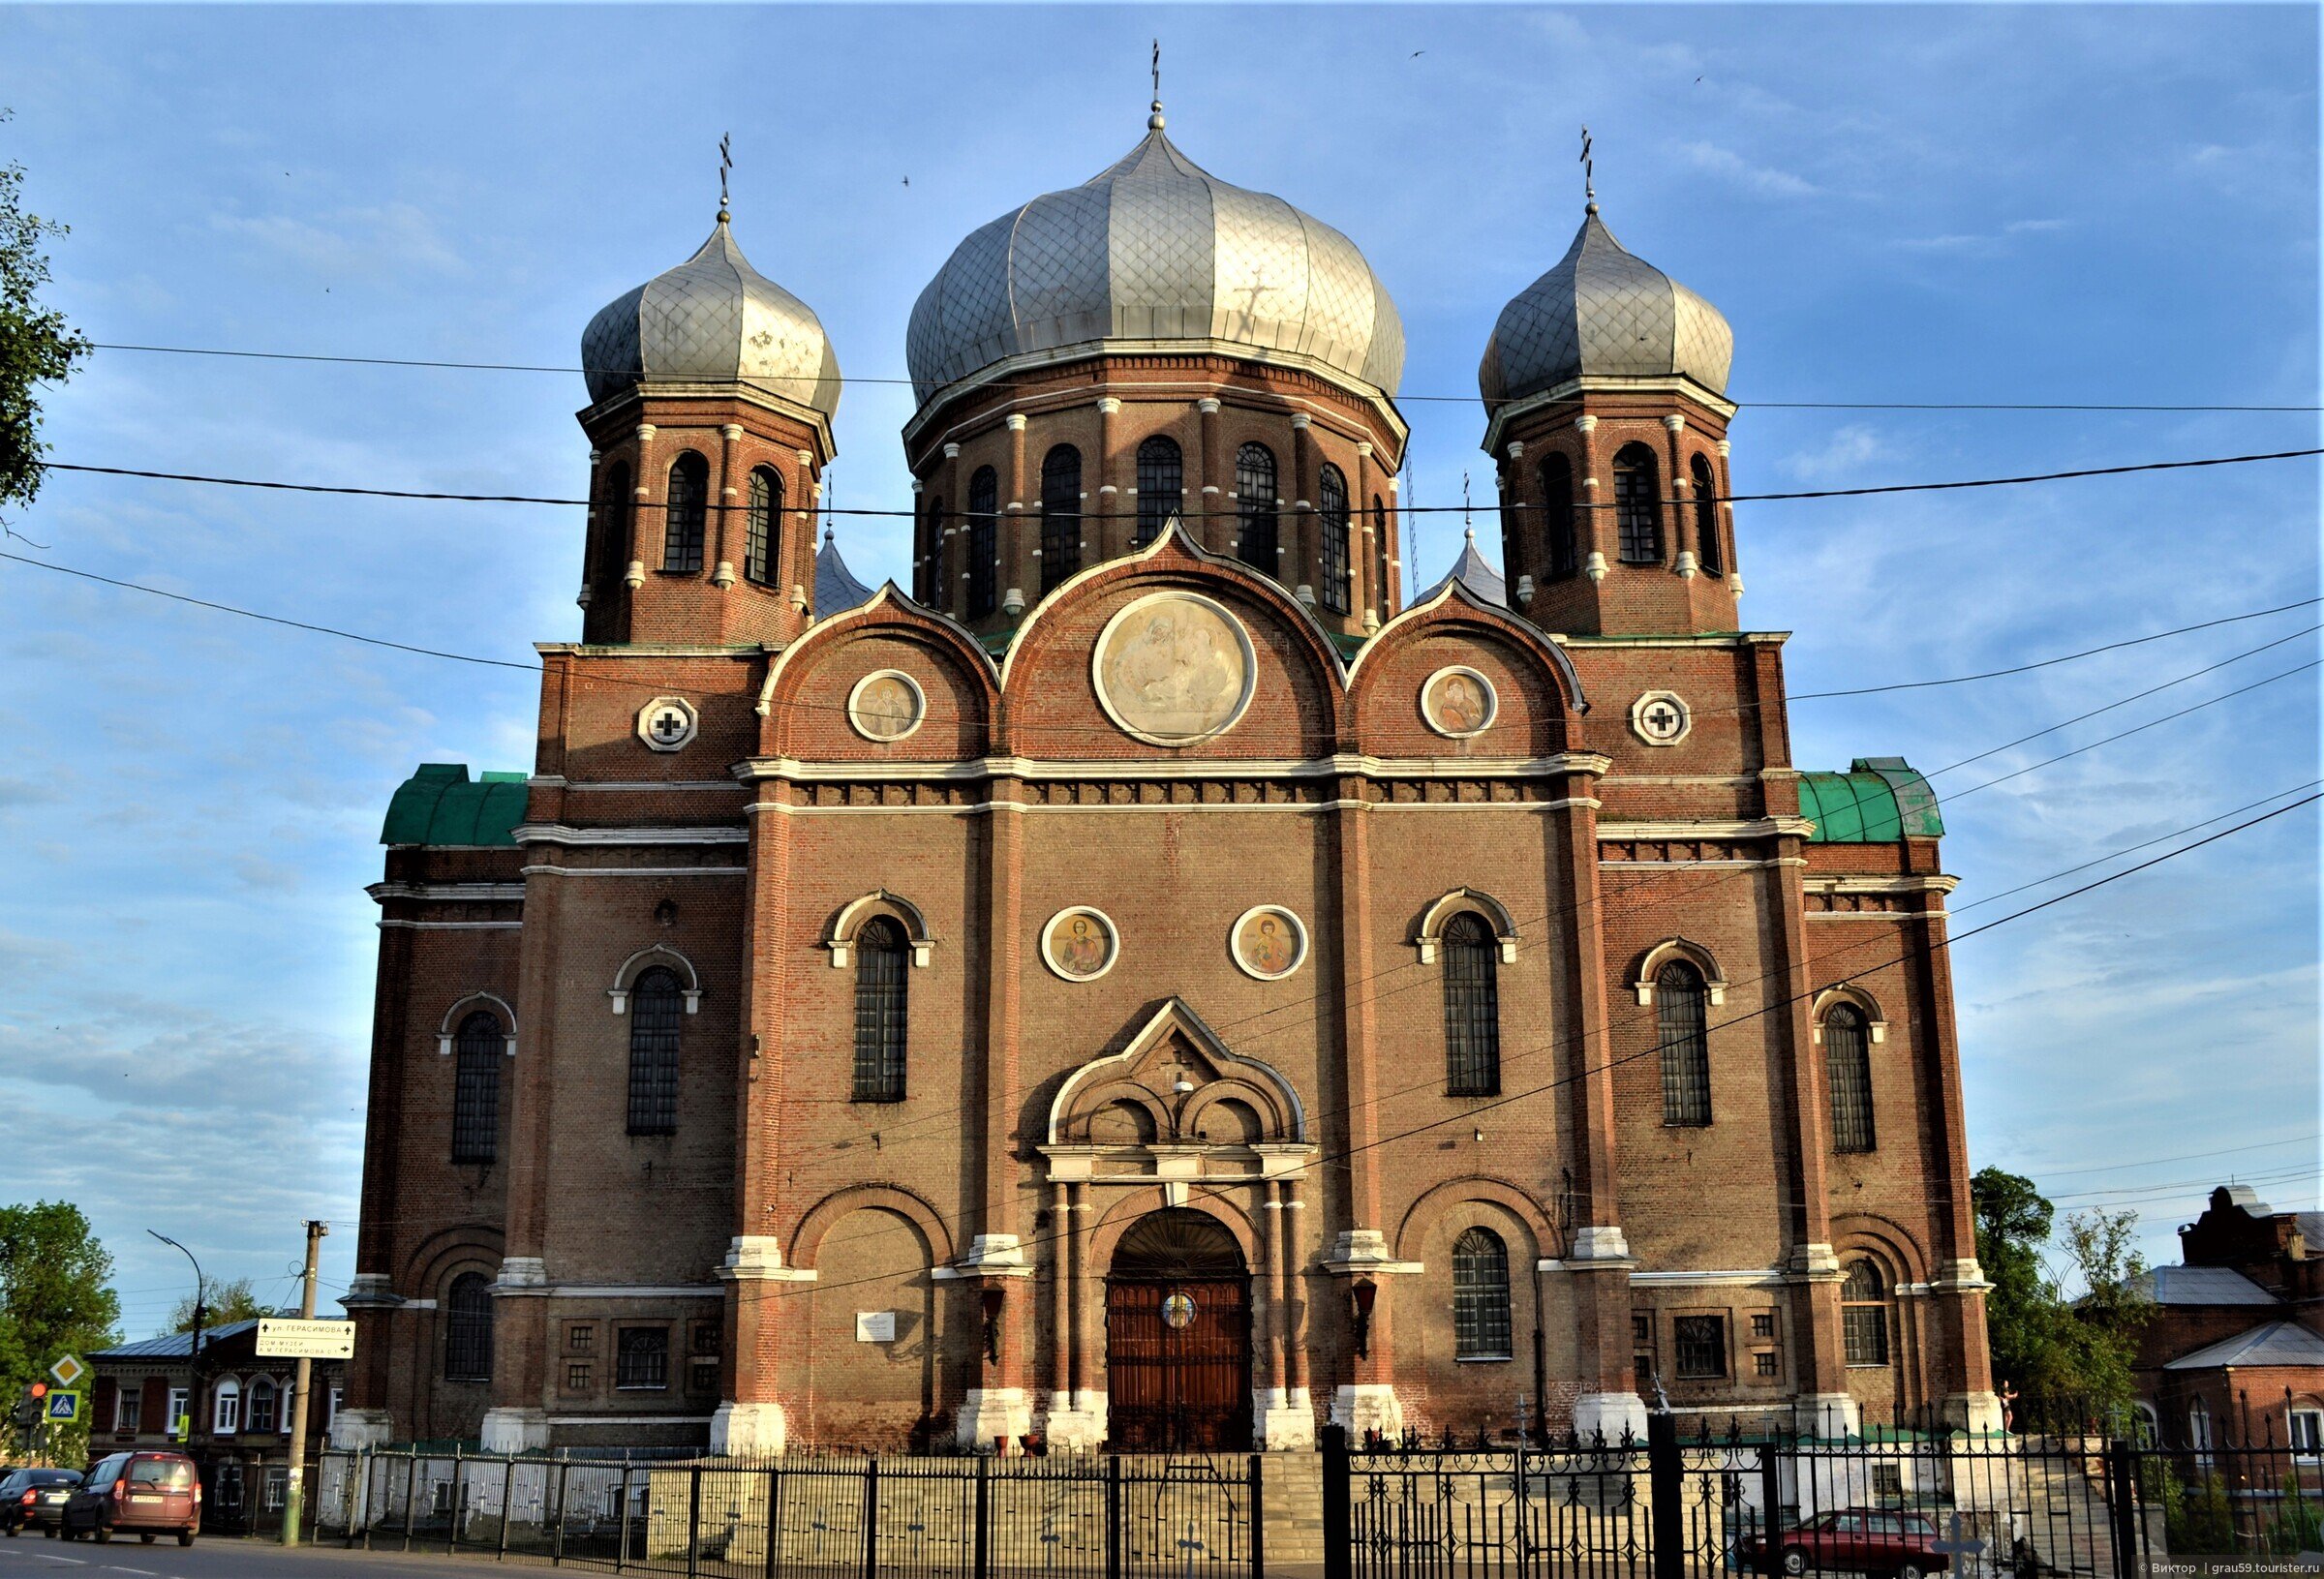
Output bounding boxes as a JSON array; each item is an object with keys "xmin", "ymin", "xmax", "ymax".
[
  {"xmin": 58, "ymin": 1451, "xmax": 199, "ymax": 1546},
  {"xmin": 1740, "ymin": 1509, "xmax": 1950, "ymax": 1579}
]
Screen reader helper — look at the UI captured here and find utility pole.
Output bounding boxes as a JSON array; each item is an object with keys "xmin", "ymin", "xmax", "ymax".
[{"xmin": 280, "ymin": 1220, "xmax": 327, "ymax": 1547}]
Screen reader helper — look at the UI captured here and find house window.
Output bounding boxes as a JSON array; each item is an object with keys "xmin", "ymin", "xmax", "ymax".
[
  {"xmin": 1041, "ymin": 445, "xmax": 1082, "ymax": 593},
  {"xmin": 1751, "ymin": 1311, "xmax": 1777, "ymax": 1339},
  {"xmin": 1236, "ymin": 443, "xmax": 1278, "ymax": 571},
  {"xmin": 114, "ymin": 1389, "xmax": 141, "ymax": 1433},
  {"xmin": 745, "ymin": 467, "xmax": 782, "ymax": 587},
  {"xmin": 852, "ymin": 917, "xmax": 908, "ymax": 1102},
  {"xmin": 324, "ymin": 1385, "xmax": 340, "ymax": 1431},
  {"xmin": 2189, "ymin": 1404, "xmax": 2214, "ymax": 1457},
  {"xmin": 213, "ymin": 1378, "xmax": 241, "ymax": 1436},
  {"xmin": 1754, "ymin": 1351, "xmax": 1780, "ymax": 1378},
  {"xmin": 565, "ymin": 1363, "xmax": 593, "ymax": 1394},
  {"xmin": 1842, "ymin": 1261, "xmax": 1891, "ymax": 1366},
  {"xmin": 1319, "ymin": 464, "xmax": 1351, "ymax": 614},
  {"xmin": 626, "ymin": 966, "xmax": 684, "ymax": 1135},
  {"xmin": 1692, "ymin": 454, "xmax": 1723, "ymax": 575},
  {"xmin": 691, "ymin": 1321, "xmax": 721, "ymax": 1355},
  {"xmin": 279, "ymin": 1379, "xmax": 293, "ymax": 1433},
  {"xmin": 263, "ymin": 1468, "xmax": 288, "ymax": 1511},
  {"xmin": 1135, "ymin": 436, "xmax": 1181, "ymax": 545},
  {"xmin": 1872, "ymin": 1465, "xmax": 1904, "ymax": 1500},
  {"xmin": 1826, "ymin": 1004, "xmax": 1876, "ymax": 1152},
  {"xmin": 2290, "ymin": 1409, "xmax": 2322, "ymax": 1461},
  {"xmin": 1541, "ymin": 453, "xmax": 1577, "ymax": 579},
  {"xmin": 168, "ymin": 1386, "xmax": 189, "ymax": 1440},
  {"xmin": 616, "ymin": 1327, "xmax": 669, "ymax": 1390},
  {"xmin": 1612, "ymin": 443, "xmax": 1662, "ymax": 563},
  {"xmin": 445, "ymin": 1271, "xmax": 494, "ymax": 1382},
  {"xmin": 451, "ymin": 1009, "xmax": 503, "ymax": 1164},
  {"xmin": 1452, "ymin": 1228, "xmax": 1514, "ymax": 1360},
  {"xmin": 688, "ymin": 1358, "xmax": 720, "ymax": 1396},
  {"xmin": 1657, "ymin": 960, "xmax": 1712, "ymax": 1126},
  {"xmin": 568, "ymin": 1322, "xmax": 596, "ymax": 1354},
  {"xmin": 1441, "ymin": 912, "xmax": 1502, "ymax": 1096},
  {"xmin": 245, "ymin": 1377, "xmax": 277, "ymax": 1434},
  {"xmin": 662, "ymin": 452, "xmax": 709, "ymax": 573},
  {"xmin": 966, "ymin": 466, "xmax": 998, "ymax": 618},
  {"xmin": 1673, "ymin": 1315, "xmax": 1728, "ymax": 1380}
]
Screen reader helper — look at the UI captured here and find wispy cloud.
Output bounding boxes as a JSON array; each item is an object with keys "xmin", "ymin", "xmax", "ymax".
[
  {"xmin": 1781, "ymin": 424, "xmax": 1895, "ymax": 482},
  {"xmin": 1675, "ymin": 139, "xmax": 1820, "ymax": 198},
  {"xmin": 211, "ymin": 200, "xmax": 464, "ymax": 279}
]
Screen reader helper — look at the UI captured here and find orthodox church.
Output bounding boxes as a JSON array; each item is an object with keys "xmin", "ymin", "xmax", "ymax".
[{"xmin": 339, "ymin": 101, "xmax": 1997, "ymax": 1455}]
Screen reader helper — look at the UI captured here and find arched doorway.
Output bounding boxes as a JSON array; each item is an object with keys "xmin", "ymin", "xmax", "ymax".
[{"xmin": 1106, "ymin": 1208, "xmax": 1252, "ymax": 1450}]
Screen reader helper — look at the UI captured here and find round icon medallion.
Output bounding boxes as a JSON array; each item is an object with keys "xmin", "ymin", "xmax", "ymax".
[
  {"xmin": 1420, "ymin": 665, "xmax": 1498, "ymax": 739},
  {"xmin": 1230, "ymin": 905, "xmax": 1308, "ymax": 983},
  {"xmin": 1161, "ymin": 1291, "xmax": 1198, "ymax": 1329},
  {"xmin": 847, "ymin": 670, "xmax": 927, "ymax": 743},
  {"xmin": 1040, "ymin": 907, "xmax": 1119, "ymax": 983},
  {"xmin": 1091, "ymin": 592, "xmax": 1256, "ymax": 746}
]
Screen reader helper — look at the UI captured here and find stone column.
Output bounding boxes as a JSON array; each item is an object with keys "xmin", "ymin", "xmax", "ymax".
[
  {"xmin": 1353, "ymin": 441, "xmax": 1376, "ymax": 628},
  {"xmin": 712, "ymin": 423, "xmax": 743, "ymax": 589},
  {"xmin": 1572, "ymin": 415, "xmax": 1606, "ymax": 583},
  {"xmin": 1095, "ymin": 398, "xmax": 1122, "ymax": 561},
  {"xmin": 1503, "ymin": 440, "xmax": 1536, "ymax": 611},
  {"xmin": 1385, "ymin": 474, "xmax": 1401, "ymax": 610},
  {"xmin": 1197, "ymin": 399, "xmax": 1223, "ymax": 544},
  {"xmin": 1003, "ymin": 413, "xmax": 1031, "ymax": 616},
  {"xmin": 1717, "ymin": 439, "xmax": 1742, "ymax": 595},
  {"xmin": 1290, "ymin": 413, "xmax": 1316, "ymax": 603},
  {"xmin": 939, "ymin": 442, "xmax": 962, "ymax": 621},
  {"xmin": 1665, "ymin": 414, "xmax": 1697, "ymax": 577}
]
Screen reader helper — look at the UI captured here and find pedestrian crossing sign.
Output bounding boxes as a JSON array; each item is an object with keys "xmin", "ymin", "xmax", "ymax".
[{"xmin": 45, "ymin": 1392, "xmax": 77, "ymax": 1421}]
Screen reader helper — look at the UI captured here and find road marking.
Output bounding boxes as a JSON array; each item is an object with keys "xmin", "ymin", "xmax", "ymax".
[{"xmin": 105, "ymin": 1567, "xmax": 162, "ymax": 1576}]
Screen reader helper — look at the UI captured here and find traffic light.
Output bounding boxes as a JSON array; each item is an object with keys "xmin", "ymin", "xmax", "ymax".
[{"xmin": 27, "ymin": 1382, "xmax": 46, "ymax": 1400}]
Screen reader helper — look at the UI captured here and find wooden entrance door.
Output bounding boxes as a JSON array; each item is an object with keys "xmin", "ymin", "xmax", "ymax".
[{"xmin": 1105, "ymin": 1208, "xmax": 1252, "ymax": 1450}]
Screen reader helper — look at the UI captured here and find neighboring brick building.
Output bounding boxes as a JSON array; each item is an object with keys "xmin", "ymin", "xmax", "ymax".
[{"xmin": 338, "ymin": 109, "xmax": 1997, "ymax": 1456}]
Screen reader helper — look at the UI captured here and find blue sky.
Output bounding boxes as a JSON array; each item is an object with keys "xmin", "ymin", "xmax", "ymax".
[{"xmin": 0, "ymin": 5, "xmax": 2314, "ymax": 1338}]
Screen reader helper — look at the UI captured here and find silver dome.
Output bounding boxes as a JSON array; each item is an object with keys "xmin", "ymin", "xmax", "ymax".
[
  {"xmin": 905, "ymin": 120, "xmax": 1404, "ymax": 405},
  {"xmin": 1478, "ymin": 208, "xmax": 1732, "ymax": 406},
  {"xmin": 582, "ymin": 216, "xmax": 841, "ymax": 418}
]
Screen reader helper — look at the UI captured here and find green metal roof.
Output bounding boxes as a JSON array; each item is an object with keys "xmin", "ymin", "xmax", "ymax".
[
  {"xmin": 381, "ymin": 764, "xmax": 528, "ymax": 848},
  {"xmin": 1797, "ymin": 757, "xmax": 1944, "ymax": 842}
]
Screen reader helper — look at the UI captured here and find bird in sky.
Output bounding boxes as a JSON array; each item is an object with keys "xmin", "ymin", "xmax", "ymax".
[{"xmin": 1412, "ymin": 48, "xmax": 1425, "ymax": 56}]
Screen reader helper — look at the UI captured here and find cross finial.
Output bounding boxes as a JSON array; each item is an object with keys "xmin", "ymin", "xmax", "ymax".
[
  {"xmin": 1462, "ymin": 471, "xmax": 1473, "ymax": 538},
  {"xmin": 719, "ymin": 133, "xmax": 733, "ymax": 222},
  {"xmin": 1580, "ymin": 125, "xmax": 1596, "ymax": 213},
  {"xmin": 1148, "ymin": 39, "xmax": 1165, "ymax": 130}
]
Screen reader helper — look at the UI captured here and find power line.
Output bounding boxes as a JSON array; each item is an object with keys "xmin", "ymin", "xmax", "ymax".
[{"xmin": 80, "ymin": 342, "xmax": 2324, "ymax": 414}]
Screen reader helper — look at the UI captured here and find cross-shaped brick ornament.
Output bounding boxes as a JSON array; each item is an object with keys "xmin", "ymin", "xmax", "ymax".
[
  {"xmin": 652, "ymin": 709, "xmax": 689, "ymax": 744},
  {"xmin": 1643, "ymin": 702, "xmax": 1682, "ymax": 737}
]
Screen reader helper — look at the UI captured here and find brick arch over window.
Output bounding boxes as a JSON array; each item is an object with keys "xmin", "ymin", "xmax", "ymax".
[
  {"xmin": 1811, "ymin": 986, "xmax": 1888, "ymax": 1044},
  {"xmin": 1828, "ymin": 1214, "xmax": 1929, "ymax": 1289},
  {"xmin": 1630, "ymin": 938, "xmax": 1728, "ymax": 1005},
  {"xmin": 607, "ymin": 945, "xmax": 702, "ymax": 1016},
  {"xmin": 1391, "ymin": 1176, "xmax": 1561, "ymax": 1264},
  {"xmin": 435, "ymin": 991, "xmax": 516, "ymax": 1057},
  {"xmin": 823, "ymin": 892, "xmax": 936, "ymax": 969},
  {"xmin": 1413, "ymin": 888, "xmax": 1520, "ymax": 964},
  {"xmin": 1086, "ymin": 1190, "xmax": 1263, "ymax": 1273},
  {"xmin": 789, "ymin": 1183, "xmax": 956, "ymax": 1273}
]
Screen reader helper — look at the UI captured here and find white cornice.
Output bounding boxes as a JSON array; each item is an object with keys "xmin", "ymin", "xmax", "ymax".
[
  {"xmin": 1601, "ymin": 816, "xmax": 1816, "ymax": 840},
  {"xmin": 735, "ymin": 752, "xmax": 1609, "ymax": 785},
  {"xmin": 367, "ymin": 882, "xmax": 526, "ymax": 904},
  {"xmin": 513, "ymin": 824, "xmax": 748, "ymax": 845},
  {"xmin": 521, "ymin": 865, "xmax": 749, "ymax": 879},
  {"xmin": 534, "ymin": 642, "xmax": 775, "ymax": 659},
  {"xmin": 1804, "ymin": 874, "xmax": 1960, "ymax": 896},
  {"xmin": 748, "ymin": 797, "xmax": 1599, "ymax": 819}
]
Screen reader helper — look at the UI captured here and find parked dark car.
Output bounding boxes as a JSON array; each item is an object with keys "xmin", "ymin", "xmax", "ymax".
[
  {"xmin": 59, "ymin": 1451, "xmax": 198, "ymax": 1546},
  {"xmin": 1739, "ymin": 1509, "xmax": 1950, "ymax": 1579},
  {"xmin": 0, "ymin": 1469, "xmax": 80, "ymax": 1534}
]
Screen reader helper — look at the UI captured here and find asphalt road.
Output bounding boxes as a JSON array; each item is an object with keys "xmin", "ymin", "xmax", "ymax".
[{"xmin": 0, "ymin": 1533, "xmax": 535, "ymax": 1579}]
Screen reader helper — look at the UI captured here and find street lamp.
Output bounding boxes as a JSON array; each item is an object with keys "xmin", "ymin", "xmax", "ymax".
[{"xmin": 147, "ymin": 1230, "xmax": 206, "ymax": 1446}]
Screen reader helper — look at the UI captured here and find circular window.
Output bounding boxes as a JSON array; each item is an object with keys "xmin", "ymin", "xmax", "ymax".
[{"xmin": 847, "ymin": 669, "xmax": 927, "ymax": 743}]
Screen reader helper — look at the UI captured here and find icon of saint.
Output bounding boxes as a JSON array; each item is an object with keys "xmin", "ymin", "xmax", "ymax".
[
  {"xmin": 1055, "ymin": 915, "xmax": 1110, "ymax": 977},
  {"xmin": 1433, "ymin": 674, "xmax": 1488, "ymax": 734}
]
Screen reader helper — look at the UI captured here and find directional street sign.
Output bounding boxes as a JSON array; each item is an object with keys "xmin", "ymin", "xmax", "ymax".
[
  {"xmin": 45, "ymin": 1392, "xmax": 77, "ymax": 1422},
  {"xmin": 47, "ymin": 1354, "xmax": 83, "ymax": 1389},
  {"xmin": 256, "ymin": 1318, "xmax": 355, "ymax": 1359}
]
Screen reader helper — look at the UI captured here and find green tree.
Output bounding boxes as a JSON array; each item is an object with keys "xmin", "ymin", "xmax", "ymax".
[
  {"xmin": 1972, "ymin": 1169, "xmax": 2153, "ymax": 1420},
  {"xmin": 168, "ymin": 1275, "xmax": 270, "ymax": 1333},
  {"xmin": 1972, "ymin": 1167, "xmax": 2056, "ymax": 1391},
  {"xmin": 0, "ymin": 1201, "xmax": 122, "ymax": 1464},
  {"xmin": 0, "ymin": 110, "xmax": 92, "ymax": 529}
]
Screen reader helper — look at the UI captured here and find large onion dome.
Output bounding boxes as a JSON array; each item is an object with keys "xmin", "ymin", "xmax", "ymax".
[
  {"xmin": 905, "ymin": 109, "xmax": 1403, "ymax": 405},
  {"xmin": 1478, "ymin": 206, "xmax": 1732, "ymax": 406},
  {"xmin": 582, "ymin": 213, "xmax": 841, "ymax": 419}
]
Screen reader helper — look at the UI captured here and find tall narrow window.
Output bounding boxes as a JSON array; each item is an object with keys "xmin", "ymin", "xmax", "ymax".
[
  {"xmin": 663, "ymin": 452, "xmax": 709, "ymax": 572},
  {"xmin": 1841, "ymin": 1261, "xmax": 1890, "ymax": 1366},
  {"xmin": 1237, "ymin": 443, "xmax": 1278, "ymax": 572},
  {"xmin": 1657, "ymin": 960, "xmax": 1711, "ymax": 1126},
  {"xmin": 966, "ymin": 466, "xmax": 998, "ymax": 618},
  {"xmin": 450, "ymin": 1011, "xmax": 503, "ymax": 1165},
  {"xmin": 1825, "ymin": 1004, "xmax": 1876, "ymax": 1152},
  {"xmin": 1452, "ymin": 1228, "xmax": 1514, "ymax": 1359},
  {"xmin": 1691, "ymin": 454, "xmax": 1723, "ymax": 575},
  {"xmin": 445, "ymin": 1271, "xmax": 494, "ymax": 1382},
  {"xmin": 627, "ymin": 966, "xmax": 683, "ymax": 1136},
  {"xmin": 597, "ymin": 461, "xmax": 633, "ymax": 585},
  {"xmin": 853, "ymin": 917, "xmax": 908, "ymax": 1102},
  {"xmin": 1613, "ymin": 444, "xmax": 1662, "ymax": 564},
  {"xmin": 1541, "ymin": 454, "xmax": 1577, "ymax": 579},
  {"xmin": 1041, "ymin": 445, "xmax": 1083, "ymax": 593},
  {"xmin": 1372, "ymin": 495, "xmax": 1391, "ymax": 612},
  {"xmin": 245, "ymin": 1378, "xmax": 277, "ymax": 1434},
  {"xmin": 745, "ymin": 466, "xmax": 782, "ymax": 587},
  {"xmin": 1442, "ymin": 912, "xmax": 1501, "ymax": 1097},
  {"xmin": 918, "ymin": 498, "xmax": 944, "ymax": 604},
  {"xmin": 1136, "ymin": 436, "xmax": 1181, "ymax": 545},
  {"xmin": 1319, "ymin": 464, "xmax": 1351, "ymax": 614}
]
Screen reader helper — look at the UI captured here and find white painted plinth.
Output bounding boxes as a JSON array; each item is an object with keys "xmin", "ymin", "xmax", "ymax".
[
  {"xmin": 957, "ymin": 1387, "xmax": 1033, "ymax": 1450},
  {"xmin": 1330, "ymin": 1383, "xmax": 1404, "ymax": 1442},
  {"xmin": 1255, "ymin": 1386, "xmax": 1316, "ymax": 1450},
  {"xmin": 1572, "ymin": 1392, "xmax": 1649, "ymax": 1443},
  {"xmin": 328, "ymin": 1408, "xmax": 393, "ymax": 1450},
  {"xmin": 1793, "ymin": 1393, "xmax": 1861, "ymax": 1440},
  {"xmin": 1041, "ymin": 1391, "xmax": 1109, "ymax": 1452},
  {"xmin": 478, "ymin": 1407, "xmax": 549, "ymax": 1453},
  {"xmin": 1943, "ymin": 1390, "xmax": 2006, "ymax": 1437},
  {"xmin": 711, "ymin": 1401, "xmax": 788, "ymax": 1455}
]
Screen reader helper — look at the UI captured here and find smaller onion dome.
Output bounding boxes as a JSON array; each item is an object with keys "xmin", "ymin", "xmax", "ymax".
[
  {"xmin": 582, "ymin": 213, "xmax": 841, "ymax": 419},
  {"xmin": 1415, "ymin": 528, "xmax": 1507, "ymax": 608},
  {"xmin": 1478, "ymin": 206, "xmax": 1732, "ymax": 407}
]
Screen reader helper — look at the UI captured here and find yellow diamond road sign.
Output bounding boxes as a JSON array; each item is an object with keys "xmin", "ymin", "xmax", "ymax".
[{"xmin": 47, "ymin": 1354, "xmax": 84, "ymax": 1389}]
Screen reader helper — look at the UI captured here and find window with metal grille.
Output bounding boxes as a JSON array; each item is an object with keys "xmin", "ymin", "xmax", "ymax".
[
  {"xmin": 853, "ymin": 918, "xmax": 907, "ymax": 1102},
  {"xmin": 1633, "ymin": 1314, "xmax": 1653, "ymax": 1346},
  {"xmin": 1135, "ymin": 437, "xmax": 1181, "ymax": 545},
  {"xmin": 1371, "ymin": 496, "xmax": 1391, "ymax": 611},
  {"xmin": 966, "ymin": 467, "xmax": 998, "ymax": 618},
  {"xmin": 663, "ymin": 452, "xmax": 709, "ymax": 572},
  {"xmin": 568, "ymin": 1323, "xmax": 596, "ymax": 1352},
  {"xmin": 1825, "ymin": 1004, "xmax": 1876, "ymax": 1152},
  {"xmin": 565, "ymin": 1362, "xmax": 592, "ymax": 1393},
  {"xmin": 688, "ymin": 1358, "xmax": 719, "ymax": 1395},
  {"xmin": 1872, "ymin": 1465, "xmax": 1903, "ymax": 1499},
  {"xmin": 114, "ymin": 1390, "xmax": 140, "ymax": 1431},
  {"xmin": 1612, "ymin": 444, "xmax": 1661, "ymax": 564},
  {"xmin": 595, "ymin": 460, "xmax": 633, "ymax": 593},
  {"xmin": 263, "ymin": 1468, "xmax": 287, "ymax": 1510},
  {"xmin": 1753, "ymin": 1351, "xmax": 1780, "ymax": 1378},
  {"xmin": 1041, "ymin": 446, "xmax": 1082, "ymax": 593},
  {"xmin": 1236, "ymin": 443, "xmax": 1277, "ymax": 571},
  {"xmin": 450, "ymin": 1010, "xmax": 502, "ymax": 1164},
  {"xmin": 1656, "ymin": 960, "xmax": 1712, "ymax": 1126},
  {"xmin": 1541, "ymin": 454, "xmax": 1577, "ymax": 579},
  {"xmin": 246, "ymin": 1378, "xmax": 276, "ymax": 1434},
  {"xmin": 1319, "ymin": 465, "xmax": 1351, "ymax": 614},
  {"xmin": 444, "ymin": 1271, "xmax": 494, "ymax": 1382},
  {"xmin": 745, "ymin": 466, "xmax": 782, "ymax": 587},
  {"xmin": 1673, "ymin": 1315, "xmax": 1727, "ymax": 1379},
  {"xmin": 691, "ymin": 1321, "xmax": 721, "ymax": 1355},
  {"xmin": 616, "ymin": 1326, "xmax": 668, "ymax": 1389},
  {"xmin": 1452, "ymin": 1227, "xmax": 1514, "ymax": 1359},
  {"xmin": 626, "ymin": 967, "xmax": 684, "ymax": 1135},
  {"xmin": 1842, "ymin": 1261, "xmax": 1890, "ymax": 1365},
  {"xmin": 1691, "ymin": 455, "xmax": 1722, "ymax": 575},
  {"xmin": 1440, "ymin": 912, "xmax": 1501, "ymax": 1096},
  {"xmin": 917, "ymin": 498, "xmax": 943, "ymax": 604},
  {"xmin": 1751, "ymin": 1311, "xmax": 1777, "ymax": 1339}
]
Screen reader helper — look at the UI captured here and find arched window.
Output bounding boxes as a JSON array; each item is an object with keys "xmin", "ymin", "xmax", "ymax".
[
  {"xmin": 444, "ymin": 1271, "xmax": 494, "ymax": 1382},
  {"xmin": 212, "ymin": 1378, "xmax": 241, "ymax": 1435},
  {"xmin": 1612, "ymin": 443, "xmax": 1662, "ymax": 564},
  {"xmin": 627, "ymin": 966, "xmax": 684, "ymax": 1136},
  {"xmin": 966, "ymin": 466, "xmax": 998, "ymax": 618},
  {"xmin": 595, "ymin": 460, "xmax": 633, "ymax": 592},
  {"xmin": 1135, "ymin": 436, "xmax": 1181, "ymax": 545},
  {"xmin": 1452, "ymin": 1228, "xmax": 1514, "ymax": 1360},
  {"xmin": 450, "ymin": 1010, "xmax": 503, "ymax": 1165},
  {"xmin": 1841, "ymin": 1261, "xmax": 1890, "ymax": 1366},
  {"xmin": 1317, "ymin": 464, "xmax": 1352, "ymax": 614},
  {"xmin": 745, "ymin": 466, "xmax": 782, "ymax": 587},
  {"xmin": 1825, "ymin": 1004, "xmax": 1876, "ymax": 1153},
  {"xmin": 1372, "ymin": 495, "xmax": 1391, "ymax": 612},
  {"xmin": 1041, "ymin": 445, "xmax": 1083, "ymax": 593},
  {"xmin": 663, "ymin": 452, "xmax": 709, "ymax": 573},
  {"xmin": 1691, "ymin": 454, "xmax": 1723, "ymax": 575},
  {"xmin": 1541, "ymin": 453, "xmax": 1577, "ymax": 580},
  {"xmin": 853, "ymin": 916, "xmax": 908, "ymax": 1103},
  {"xmin": 245, "ymin": 1377, "xmax": 277, "ymax": 1435},
  {"xmin": 1656, "ymin": 959, "xmax": 1711, "ymax": 1126},
  {"xmin": 917, "ymin": 497, "xmax": 943, "ymax": 604},
  {"xmin": 1236, "ymin": 443, "xmax": 1278, "ymax": 572},
  {"xmin": 1442, "ymin": 912, "xmax": 1501, "ymax": 1097}
]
